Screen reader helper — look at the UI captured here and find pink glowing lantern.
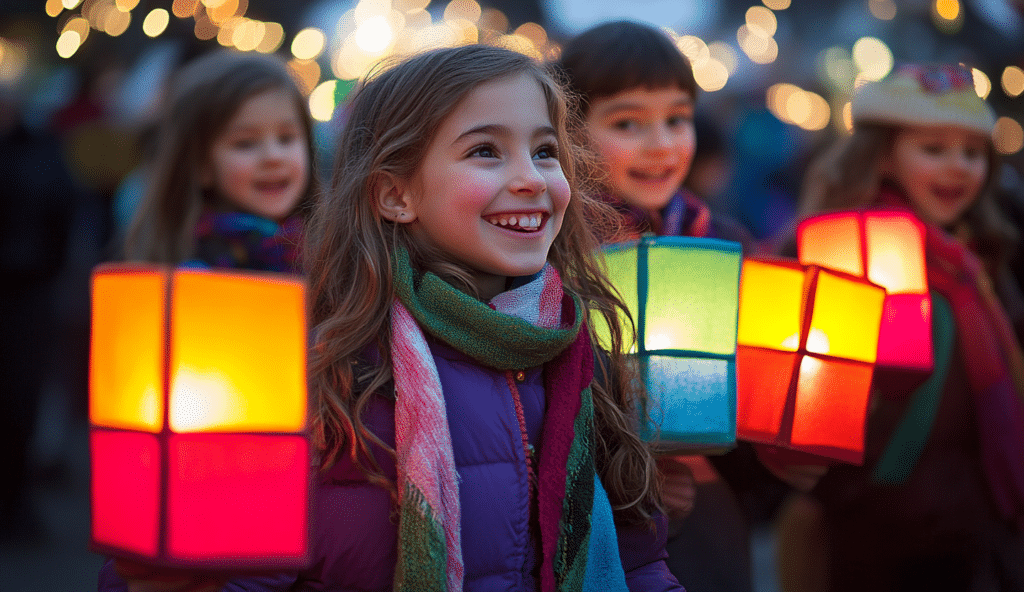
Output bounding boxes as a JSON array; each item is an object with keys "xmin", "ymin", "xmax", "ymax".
[
  {"xmin": 89, "ymin": 263, "xmax": 310, "ymax": 569},
  {"xmin": 797, "ymin": 210, "xmax": 932, "ymax": 390}
]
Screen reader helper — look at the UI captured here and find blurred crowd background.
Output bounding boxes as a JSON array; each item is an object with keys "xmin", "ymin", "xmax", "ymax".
[{"xmin": 1, "ymin": 0, "xmax": 1022, "ymax": 590}]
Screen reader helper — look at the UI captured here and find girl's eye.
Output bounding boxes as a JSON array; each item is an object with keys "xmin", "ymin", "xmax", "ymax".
[
  {"xmin": 469, "ymin": 144, "xmax": 497, "ymax": 158},
  {"xmin": 278, "ymin": 132, "xmax": 298, "ymax": 144},
  {"xmin": 921, "ymin": 143, "xmax": 945, "ymax": 155},
  {"xmin": 232, "ymin": 138, "xmax": 258, "ymax": 150},
  {"xmin": 667, "ymin": 114, "xmax": 692, "ymax": 128},
  {"xmin": 534, "ymin": 144, "xmax": 559, "ymax": 160},
  {"xmin": 612, "ymin": 119, "xmax": 640, "ymax": 132}
]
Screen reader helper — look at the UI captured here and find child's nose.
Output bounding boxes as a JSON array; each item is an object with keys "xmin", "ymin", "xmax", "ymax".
[
  {"xmin": 509, "ymin": 161, "xmax": 547, "ymax": 195},
  {"xmin": 645, "ymin": 124, "xmax": 674, "ymax": 151}
]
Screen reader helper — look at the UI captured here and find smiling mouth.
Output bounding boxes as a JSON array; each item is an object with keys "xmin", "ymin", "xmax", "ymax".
[
  {"xmin": 255, "ymin": 179, "xmax": 291, "ymax": 192},
  {"xmin": 628, "ymin": 168, "xmax": 675, "ymax": 183},
  {"xmin": 484, "ymin": 213, "xmax": 545, "ymax": 232}
]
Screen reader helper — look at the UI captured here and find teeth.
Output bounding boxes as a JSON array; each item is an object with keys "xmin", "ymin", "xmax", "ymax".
[{"xmin": 486, "ymin": 214, "xmax": 543, "ymax": 229}]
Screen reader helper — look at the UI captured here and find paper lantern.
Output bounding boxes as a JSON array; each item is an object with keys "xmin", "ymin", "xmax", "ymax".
[
  {"xmin": 797, "ymin": 210, "xmax": 932, "ymax": 391},
  {"xmin": 736, "ymin": 258, "xmax": 885, "ymax": 464},
  {"xmin": 595, "ymin": 236, "xmax": 742, "ymax": 452},
  {"xmin": 89, "ymin": 263, "xmax": 310, "ymax": 569}
]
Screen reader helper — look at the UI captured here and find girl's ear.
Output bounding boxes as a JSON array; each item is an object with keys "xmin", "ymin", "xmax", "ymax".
[{"xmin": 375, "ymin": 172, "xmax": 418, "ymax": 224}]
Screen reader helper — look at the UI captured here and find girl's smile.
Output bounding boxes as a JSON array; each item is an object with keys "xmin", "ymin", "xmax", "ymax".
[
  {"xmin": 883, "ymin": 125, "xmax": 988, "ymax": 227},
  {"xmin": 483, "ymin": 211, "xmax": 548, "ymax": 231}
]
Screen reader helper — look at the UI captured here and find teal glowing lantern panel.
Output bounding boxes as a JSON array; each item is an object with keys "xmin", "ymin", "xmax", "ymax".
[{"xmin": 596, "ymin": 236, "xmax": 743, "ymax": 450}]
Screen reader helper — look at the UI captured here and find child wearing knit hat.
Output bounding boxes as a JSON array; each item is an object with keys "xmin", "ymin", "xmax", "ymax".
[{"xmin": 776, "ymin": 63, "xmax": 1024, "ymax": 592}]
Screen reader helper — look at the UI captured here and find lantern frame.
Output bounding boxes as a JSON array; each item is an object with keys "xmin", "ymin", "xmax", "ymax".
[
  {"xmin": 88, "ymin": 263, "xmax": 312, "ymax": 570},
  {"xmin": 598, "ymin": 235, "xmax": 742, "ymax": 453},
  {"xmin": 736, "ymin": 257, "xmax": 886, "ymax": 465}
]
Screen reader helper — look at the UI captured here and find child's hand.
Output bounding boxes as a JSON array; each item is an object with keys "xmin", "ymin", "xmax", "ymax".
[
  {"xmin": 656, "ymin": 455, "xmax": 697, "ymax": 521},
  {"xmin": 754, "ymin": 445, "xmax": 829, "ymax": 492},
  {"xmin": 114, "ymin": 559, "xmax": 227, "ymax": 592}
]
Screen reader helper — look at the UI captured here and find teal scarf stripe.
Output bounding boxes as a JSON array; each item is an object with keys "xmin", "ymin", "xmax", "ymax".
[
  {"xmin": 556, "ymin": 384, "xmax": 596, "ymax": 591},
  {"xmin": 391, "ymin": 247, "xmax": 582, "ymax": 370},
  {"xmin": 396, "ymin": 482, "xmax": 449, "ymax": 592},
  {"xmin": 872, "ymin": 292, "xmax": 956, "ymax": 484}
]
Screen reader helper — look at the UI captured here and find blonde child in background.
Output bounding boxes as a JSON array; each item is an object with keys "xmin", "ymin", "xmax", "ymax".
[
  {"xmin": 779, "ymin": 63, "xmax": 1024, "ymax": 592},
  {"xmin": 101, "ymin": 44, "xmax": 684, "ymax": 592},
  {"xmin": 123, "ymin": 49, "xmax": 317, "ymax": 273}
]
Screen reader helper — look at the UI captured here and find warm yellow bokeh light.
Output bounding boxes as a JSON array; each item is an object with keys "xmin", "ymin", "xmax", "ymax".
[
  {"xmin": 287, "ymin": 58, "xmax": 320, "ymax": 96},
  {"xmin": 935, "ymin": 0, "xmax": 960, "ymax": 20},
  {"xmin": 693, "ymin": 59, "xmax": 729, "ymax": 92},
  {"xmin": 738, "ymin": 25, "xmax": 778, "ymax": 64},
  {"xmin": 206, "ymin": 0, "xmax": 242, "ymax": 25},
  {"xmin": 994, "ymin": 117, "xmax": 1023, "ymax": 155},
  {"xmin": 194, "ymin": 13, "xmax": 219, "ymax": 40},
  {"xmin": 869, "ymin": 0, "xmax": 897, "ymax": 20},
  {"xmin": 515, "ymin": 22, "xmax": 547, "ymax": 49},
  {"xmin": 172, "ymin": 0, "xmax": 200, "ymax": 18},
  {"xmin": 0, "ymin": 40, "xmax": 27, "ymax": 83},
  {"xmin": 62, "ymin": 16, "xmax": 90, "ymax": 39},
  {"xmin": 63, "ymin": 0, "xmax": 82, "ymax": 9},
  {"xmin": 1002, "ymin": 66, "xmax": 1024, "ymax": 97},
  {"xmin": 708, "ymin": 41, "xmax": 737, "ymax": 74},
  {"xmin": 819, "ymin": 46, "xmax": 856, "ymax": 91},
  {"xmin": 852, "ymin": 36, "xmax": 893, "ymax": 81},
  {"xmin": 233, "ymin": 19, "xmax": 266, "ymax": 52},
  {"xmin": 291, "ymin": 27, "xmax": 326, "ymax": 60},
  {"xmin": 444, "ymin": 0, "xmax": 482, "ymax": 23},
  {"xmin": 762, "ymin": 0, "xmax": 790, "ymax": 9},
  {"xmin": 56, "ymin": 30, "xmax": 81, "ymax": 58},
  {"xmin": 46, "ymin": 0, "xmax": 64, "ymax": 17},
  {"xmin": 105, "ymin": 7, "xmax": 132, "ymax": 36},
  {"xmin": 309, "ymin": 79, "xmax": 339, "ymax": 122},
  {"xmin": 746, "ymin": 6, "xmax": 777, "ymax": 37},
  {"xmin": 257, "ymin": 22, "xmax": 284, "ymax": 53},
  {"xmin": 478, "ymin": 8, "xmax": 509, "ymax": 33},
  {"xmin": 142, "ymin": 8, "xmax": 170, "ymax": 37},
  {"xmin": 972, "ymin": 68, "xmax": 991, "ymax": 99},
  {"xmin": 841, "ymin": 101, "xmax": 853, "ymax": 132},
  {"xmin": 116, "ymin": 0, "xmax": 141, "ymax": 12},
  {"xmin": 677, "ymin": 35, "xmax": 710, "ymax": 67},
  {"xmin": 354, "ymin": 15, "xmax": 393, "ymax": 53},
  {"xmin": 394, "ymin": 0, "xmax": 430, "ymax": 10},
  {"xmin": 354, "ymin": 0, "xmax": 391, "ymax": 22}
]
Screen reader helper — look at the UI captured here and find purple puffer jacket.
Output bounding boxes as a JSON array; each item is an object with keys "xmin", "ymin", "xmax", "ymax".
[{"xmin": 99, "ymin": 337, "xmax": 683, "ymax": 592}]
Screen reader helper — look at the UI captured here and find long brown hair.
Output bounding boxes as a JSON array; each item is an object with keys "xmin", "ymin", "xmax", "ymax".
[
  {"xmin": 800, "ymin": 122, "xmax": 1017, "ymax": 269},
  {"xmin": 304, "ymin": 44, "xmax": 658, "ymax": 524},
  {"xmin": 124, "ymin": 50, "xmax": 317, "ymax": 263}
]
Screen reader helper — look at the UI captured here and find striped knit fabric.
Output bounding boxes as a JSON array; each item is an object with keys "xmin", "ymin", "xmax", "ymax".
[{"xmin": 390, "ymin": 250, "xmax": 602, "ymax": 591}]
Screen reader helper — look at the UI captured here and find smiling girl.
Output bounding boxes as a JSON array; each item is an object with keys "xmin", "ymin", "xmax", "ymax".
[
  {"xmin": 123, "ymin": 50, "xmax": 316, "ymax": 273},
  {"xmin": 782, "ymin": 63, "xmax": 1024, "ymax": 592},
  {"xmin": 101, "ymin": 44, "xmax": 683, "ymax": 592}
]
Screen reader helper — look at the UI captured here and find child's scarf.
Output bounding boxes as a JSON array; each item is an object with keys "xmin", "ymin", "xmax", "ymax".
[
  {"xmin": 604, "ymin": 190, "xmax": 711, "ymax": 241},
  {"xmin": 880, "ymin": 187, "xmax": 1024, "ymax": 528},
  {"xmin": 192, "ymin": 209, "xmax": 303, "ymax": 273},
  {"xmin": 389, "ymin": 247, "xmax": 610, "ymax": 591}
]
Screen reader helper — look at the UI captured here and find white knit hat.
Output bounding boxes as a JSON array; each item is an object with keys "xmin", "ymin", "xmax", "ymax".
[{"xmin": 852, "ymin": 64, "xmax": 995, "ymax": 136}]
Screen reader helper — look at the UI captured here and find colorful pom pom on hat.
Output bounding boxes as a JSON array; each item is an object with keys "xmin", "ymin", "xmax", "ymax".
[{"xmin": 852, "ymin": 64, "xmax": 995, "ymax": 136}]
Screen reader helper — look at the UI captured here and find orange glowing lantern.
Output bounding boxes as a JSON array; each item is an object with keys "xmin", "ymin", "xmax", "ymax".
[
  {"xmin": 736, "ymin": 259, "xmax": 886, "ymax": 464},
  {"xmin": 797, "ymin": 210, "xmax": 932, "ymax": 390},
  {"xmin": 89, "ymin": 263, "xmax": 310, "ymax": 569}
]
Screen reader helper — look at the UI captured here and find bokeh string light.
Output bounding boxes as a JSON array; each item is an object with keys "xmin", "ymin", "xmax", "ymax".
[{"xmin": 31, "ymin": 0, "xmax": 1023, "ymax": 154}]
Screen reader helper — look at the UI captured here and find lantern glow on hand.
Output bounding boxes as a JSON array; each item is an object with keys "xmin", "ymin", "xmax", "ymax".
[{"xmin": 89, "ymin": 264, "xmax": 310, "ymax": 568}]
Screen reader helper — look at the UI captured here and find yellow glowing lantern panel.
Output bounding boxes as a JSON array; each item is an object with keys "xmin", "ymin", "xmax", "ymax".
[
  {"xmin": 169, "ymin": 271, "xmax": 307, "ymax": 433},
  {"xmin": 646, "ymin": 246, "xmax": 739, "ymax": 356},
  {"xmin": 594, "ymin": 247, "xmax": 639, "ymax": 353},
  {"xmin": 797, "ymin": 214, "xmax": 863, "ymax": 277},
  {"xmin": 806, "ymin": 270, "xmax": 885, "ymax": 362},
  {"xmin": 90, "ymin": 268, "xmax": 166, "ymax": 432},
  {"xmin": 737, "ymin": 260, "xmax": 805, "ymax": 352},
  {"xmin": 865, "ymin": 215, "xmax": 927, "ymax": 293}
]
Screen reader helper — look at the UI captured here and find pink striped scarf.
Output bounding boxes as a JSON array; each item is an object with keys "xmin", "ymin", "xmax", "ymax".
[{"xmin": 391, "ymin": 265, "xmax": 566, "ymax": 591}]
